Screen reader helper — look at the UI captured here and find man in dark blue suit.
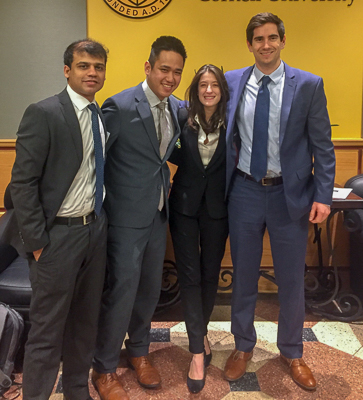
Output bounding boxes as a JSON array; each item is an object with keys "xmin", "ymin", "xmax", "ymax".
[
  {"xmin": 223, "ymin": 13, "xmax": 335, "ymax": 391},
  {"xmin": 91, "ymin": 36, "xmax": 187, "ymax": 400}
]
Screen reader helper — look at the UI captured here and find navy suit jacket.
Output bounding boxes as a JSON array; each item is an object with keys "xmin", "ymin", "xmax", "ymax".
[
  {"xmin": 225, "ymin": 63, "xmax": 336, "ymax": 220},
  {"xmin": 102, "ymin": 83, "xmax": 181, "ymax": 228}
]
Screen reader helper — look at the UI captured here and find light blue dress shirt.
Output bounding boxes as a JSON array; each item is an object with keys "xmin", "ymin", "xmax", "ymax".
[{"xmin": 236, "ymin": 61, "xmax": 285, "ymax": 177}]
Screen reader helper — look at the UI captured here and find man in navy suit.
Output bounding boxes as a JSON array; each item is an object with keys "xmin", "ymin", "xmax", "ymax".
[
  {"xmin": 223, "ymin": 13, "xmax": 335, "ymax": 391},
  {"xmin": 92, "ymin": 36, "xmax": 187, "ymax": 400}
]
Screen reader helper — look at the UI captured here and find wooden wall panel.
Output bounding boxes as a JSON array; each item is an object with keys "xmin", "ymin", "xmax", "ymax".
[
  {"xmin": 1, "ymin": 139, "xmax": 362, "ymax": 292},
  {"xmin": 334, "ymin": 149, "xmax": 360, "ymax": 187},
  {"xmin": 0, "ymin": 144, "xmax": 15, "ymax": 209}
]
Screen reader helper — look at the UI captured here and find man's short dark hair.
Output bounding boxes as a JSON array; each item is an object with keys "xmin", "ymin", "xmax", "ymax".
[
  {"xmin": 246, "ymin": 13, "xmax": 285, "ymax": 45},
  {"xmin": 148, "ymin": 36, "xmax": 187, "ymax": 68},
  {"xmin": 63, "ymin": 39, "xmax": 109, "ymax": 68}
]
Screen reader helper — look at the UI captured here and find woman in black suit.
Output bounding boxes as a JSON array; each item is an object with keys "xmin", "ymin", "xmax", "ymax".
[{"xmin": 169, "ymin": 64, "xmax": 229, "ymax": 393}]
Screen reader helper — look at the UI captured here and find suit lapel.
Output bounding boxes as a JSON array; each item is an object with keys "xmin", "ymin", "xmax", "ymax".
[
  {"xmin": 226, "ymin": 67, "xmax": 253, "ymax": 142},
  {"xmin": 163, "ymin": 96, "xmax": 181, "ymax": 162},
  {"xmin": 280, "ymin": 64, "xmax": 297, "ymax": 145},
  {"xmin": 96, "ymin": 103, "xmax": 107, "ymax": 139},
  {"xmin": 135, "ymin": 85, "xmax": 160, "ymax": 157},
  {"xmin": 186, "ymin": 126, "xmax": 205, "ymax": 173},
  {"xmin": 57, "ymin": 89, "xmax": 83, "ymax": 164}
]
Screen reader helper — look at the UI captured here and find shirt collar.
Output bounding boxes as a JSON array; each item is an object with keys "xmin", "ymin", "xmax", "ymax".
[
  {"xmin": 195, "ymin": 114, "xmax": 223, "ymax": 129},
  {"xmin": 253, "ymin": 60, "xmax": 285, "ymax": 85},
  {"xmin": 66, "ymin": 84, "xmax": 96, "ymax": 111},
  {"xmin": 142, "ymin": 80, "xmax": 168, "ymax": 108}
]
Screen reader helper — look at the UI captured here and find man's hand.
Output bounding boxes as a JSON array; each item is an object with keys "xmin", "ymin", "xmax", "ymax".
[
  {"xmin": 33, "ymin": 248, "xmax": 43, "ymax": 261},
  {"xmin": 309, "ymin": 202, "xmax": 331, "ymax": 224}
]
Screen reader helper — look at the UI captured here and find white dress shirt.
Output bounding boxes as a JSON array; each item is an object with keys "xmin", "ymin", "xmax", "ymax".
[
  {"xmin": 237, "ymin": 61, "xmax": 285, "ymax": 177},
  {"xmin": 57, "ymin": 85, "xmax": 105, "ymax": 217}
]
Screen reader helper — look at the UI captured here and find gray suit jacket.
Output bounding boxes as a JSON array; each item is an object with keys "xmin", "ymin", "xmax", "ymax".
[
  {"xmin": 102, "ymin": 83, "xmax": 181, "ymax": 228},
  {"xmin": 7, "ymin": 88, "xmax": 106, "ymax": 254}
]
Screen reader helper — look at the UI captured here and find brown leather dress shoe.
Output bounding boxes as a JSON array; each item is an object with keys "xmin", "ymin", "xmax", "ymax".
[
  {"xmin": 224, "ymin": 349, "xmax": 253, "ymax": 381},
  {"xmin": 280, "ymin": 354, "xmax": 317, "ymax": 391},
  {"xmin": 91, "ymin": 370, "xmax": 130, "ymax": 400},
  {"xmin": 128, "ymin": 356, "xmax": 161, "ymax": 389}
]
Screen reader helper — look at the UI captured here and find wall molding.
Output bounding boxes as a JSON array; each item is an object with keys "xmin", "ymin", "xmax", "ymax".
[
  {"xmin": 2, "ymin": 138, "xmax": 363, "ymax": 148},
  {"xmin": 0, "ymin": 139, "xmax": 16, "ymax": 148}
]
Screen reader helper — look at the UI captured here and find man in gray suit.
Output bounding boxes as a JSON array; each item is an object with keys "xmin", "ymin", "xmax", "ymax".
[
  {"xmin": 92, "ymin": 36, "xmax": 187, "ymax": 400},
  {"xmin": 10, "ymin": 39, "xmax": 108, "ymax": 400}
]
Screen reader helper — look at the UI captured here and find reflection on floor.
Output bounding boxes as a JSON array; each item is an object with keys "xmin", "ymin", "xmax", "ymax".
[{"xmin": 5, "ymin": 294, "xmax": 363, "ymax": 400}]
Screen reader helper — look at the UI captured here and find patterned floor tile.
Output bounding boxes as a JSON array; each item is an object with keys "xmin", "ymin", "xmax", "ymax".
[
  {"xmin": 7, "ymin": 293, "xmax": 363, "ymax": 400},
  {"xmin": 349, "ymin": 322, "xmax": 363, "ymax": 346},
  {"xmin": 312, "ymin": 322, "xmax": 362, "ymax": 354},
  {"xmin": 229, "ymin": 372, "xmax": 260, "ymax": 392},
  {"xmin": 302, "ymin": 327, "xmax": 318, "ymax": 342},
  {"xmin": 151, "ymin": 321, "xmax": 180, "ymax": 329},
  {"xmin": 354, "ymin": 346, "xmax": 363, "ymax": 359},
  {"xmin": 212, "ymin": 332, "xmax": 235, "ymax": 351},
  {"xmin": 211, "ymin": 305, "xmax": 232, "ymax": 321},
  {"xmin": 207, "ymin": 330, "xmax": 232, "ymax": 348},
  {"xmin": 250, "ymin": 347, "xmax": 279, "ymax": 371},
  {"xmin": 150, "ymin": 328, "xmax": 170, "ymax": 342},
  {"xmin": 54, "ymin": 374, "xmax": 62, "ymax": 393},
  {"xmin": 255, "ymin": 321, "xmax": 278, "ymax": 344},
  {"xmin": 170, "ymin": 321, "xmax": 187, "ymax": 333},
  {"xmin": 254, "ymin": 322, "xmax": 279, "ymax": 356},
  {"xmin": 208, "ymin": 321, "xmax": 232, "ymax": 332},
  {"xmin": 223, "ymin": 392, "xmax": 273, "ymax": 399}
]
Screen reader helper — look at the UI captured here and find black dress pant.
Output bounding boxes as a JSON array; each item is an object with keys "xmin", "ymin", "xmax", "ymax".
[
  {"xmin": 22, "ymin": 211, "xmax": 107, "ymax": 400},
  {"xmin": 169, "ymin": 201, "xmax": 228, "ymax": 354}
]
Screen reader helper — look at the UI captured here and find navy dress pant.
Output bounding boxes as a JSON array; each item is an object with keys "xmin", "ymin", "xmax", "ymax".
[{"xmin": 228, "ymin": 174, "xmax": 309, "ymax": 359}]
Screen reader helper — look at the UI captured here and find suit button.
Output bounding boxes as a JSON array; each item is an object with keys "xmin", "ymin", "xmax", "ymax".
[
  {"xmin": 157, "ymin": 185, "xmax": 161, "ymax": 189},
  {"xmin": 202, "ymin": 175, "xmax": 206, "ymax": 178}
]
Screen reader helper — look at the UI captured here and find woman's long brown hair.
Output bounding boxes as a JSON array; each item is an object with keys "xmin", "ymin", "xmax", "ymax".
[{"xmin": 185, "ymin": 64, "xmax": 230, "ymax": 135}]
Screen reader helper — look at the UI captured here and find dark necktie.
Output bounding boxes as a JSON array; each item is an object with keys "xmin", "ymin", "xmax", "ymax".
[
  {"xmin": 88, "ymin": 104, "xmax": 104, "ymax": 216},
  {"xmin": 250, "ymin": 75, "xmax": 271, "ymax": 182}
]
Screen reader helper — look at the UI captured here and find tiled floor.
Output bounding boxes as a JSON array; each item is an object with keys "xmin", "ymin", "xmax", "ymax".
[{"xmin": 5, "ymin": 294, "xmax": 363, "ymax": 400}]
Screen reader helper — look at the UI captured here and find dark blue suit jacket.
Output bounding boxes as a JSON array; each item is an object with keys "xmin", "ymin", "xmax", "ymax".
[
  {"xmin": 225, "ymin": 63, "xmax": 336, "ymax": 220},
  {"xmin": 102, "ymin": 83, "xmax": 181, "ymax": 228}
]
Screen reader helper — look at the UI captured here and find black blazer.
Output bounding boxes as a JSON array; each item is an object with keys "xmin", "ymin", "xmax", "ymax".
[
  {"xmin": 6, "ymin": 89, "xmax": 106, "ymax": 254},
  {"xmin": 169, "ymin": 122, "xmax": 227, "ymax": 219}
]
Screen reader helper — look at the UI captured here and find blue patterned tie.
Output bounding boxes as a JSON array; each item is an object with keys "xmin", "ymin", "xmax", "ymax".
[
  {"xmin": 250, "ymin": 76, "xmax": 271, "ymax": 182},
  {"xmin": 88, "ymin": 104, "xmax": 104, "ymax": 216}
]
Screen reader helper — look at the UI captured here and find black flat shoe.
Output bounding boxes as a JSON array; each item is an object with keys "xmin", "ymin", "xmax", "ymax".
[{"xmin": 187, "ymin": 369, "xmax": 205, "ymax": 394}]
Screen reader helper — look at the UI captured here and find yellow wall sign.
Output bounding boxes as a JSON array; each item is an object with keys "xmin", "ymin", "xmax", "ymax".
[{"xmin": 103, "ymin": 0, "xmax": 172, "ymax": 18}]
